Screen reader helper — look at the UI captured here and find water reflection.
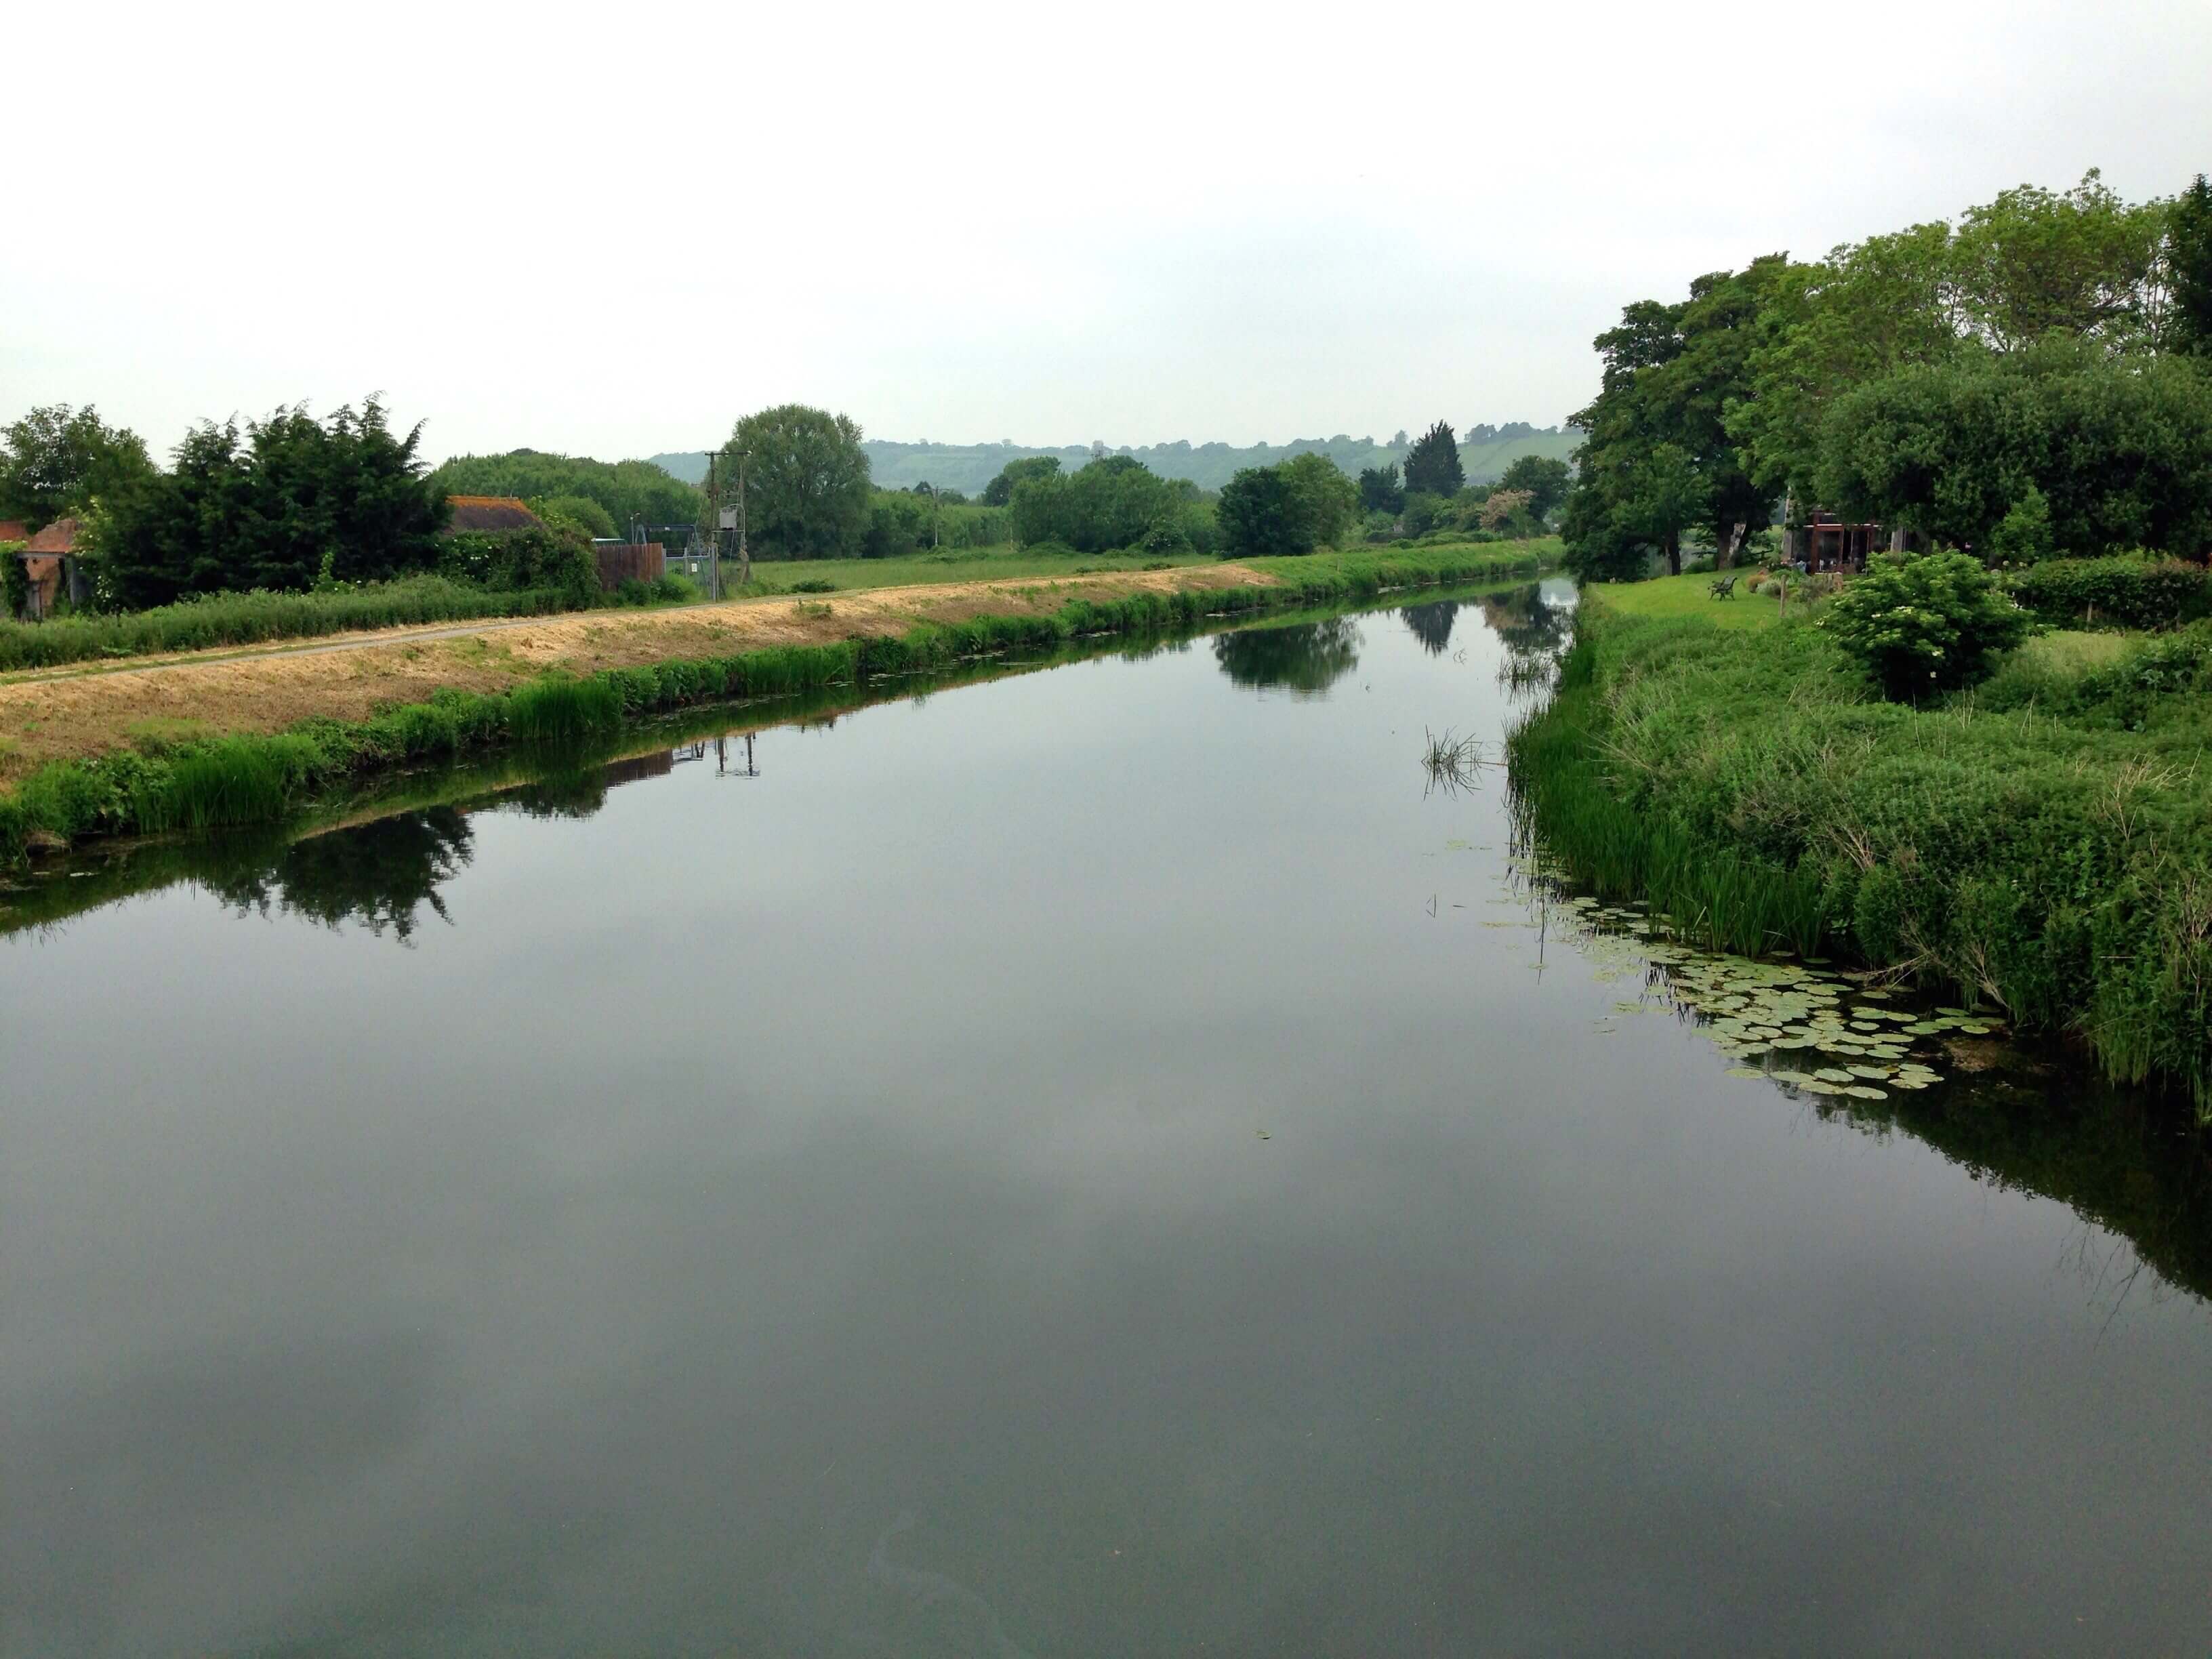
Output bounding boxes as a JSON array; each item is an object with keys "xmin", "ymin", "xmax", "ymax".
[
  {"xmin": 1399, "ymin": 600, "xmax": 1459, "ymax": 655},
  {"xmin": 1210, "ymin": 617, "xmax": 1361, "ymax": 697},
  {"xmin": 207, "ymin": 808, "xmax": 474, "ymax": 942}
]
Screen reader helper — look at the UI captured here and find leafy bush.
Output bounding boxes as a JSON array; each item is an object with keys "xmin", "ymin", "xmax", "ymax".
[
  {"xmin": 2007, "ymin": 555, "xmax": 2212, "ymax": 630},
  {"xmin": 788, "ymin": 579, "xmax": 836, "ymax": 593},
  {"xmin": 1819, "ymin": 552, "xmax": 2028, "ymax": 697},
  {"xmin": 438, "ymin": 526, "xmax": 598, "ymax": 607}
]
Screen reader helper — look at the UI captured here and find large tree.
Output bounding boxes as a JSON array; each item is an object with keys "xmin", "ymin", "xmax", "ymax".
[
  {"xmin": 1497, "ymin": 454, "xmax": 1570, "ymax": 520},
  {"xmin": 2171, "ymin": 173, "xmax": 2212, "ymax": 359},
  {"xmin": 1357, "ymin": 463, "xmax": 1404, "ymax": 515},
  {"xmin": 1401, "ymin": 421, "xmax": 1464, "ymax": 497},
  {"xmin": 1277, "ymin": 453, "xmax": 1359, "ymax": 552},
  {"xmin": 980, "ymin": 454, "xmax": 1061, "ymax": 506},
  {"xmin": 0, "ymin": 404, "xmax": 154, "ymax": 527},
  {"xmin": 1815, "ymin": 344, "xmax": 2212, "ymax": 560},
  {"xmin": 724, "ymin": 405, "xmax": 872, "ymax": 560},
  {"xmin": 1562, "ymin": 262, "xmax": 1784, "ymax": 576}
]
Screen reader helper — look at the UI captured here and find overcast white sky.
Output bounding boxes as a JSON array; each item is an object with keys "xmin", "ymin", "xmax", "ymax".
[{"xmin": 7, "ymin": 0, "xmax": 2208, "ymax": 464}]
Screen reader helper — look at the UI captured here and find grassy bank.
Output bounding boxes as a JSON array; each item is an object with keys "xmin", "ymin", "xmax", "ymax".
[
  {"xmin": 0, "ymin": 543, "xmax": 1549, "ymax": 865},
  {"xmin": 1507, "ymin": 594, "xmax": 2212, "ymax": 1109},
  {"xmin": 0, "ymin": 576, "xmax": 588, "ymax": 672}
]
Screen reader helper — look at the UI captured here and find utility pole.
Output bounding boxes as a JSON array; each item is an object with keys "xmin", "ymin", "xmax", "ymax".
[{"xmin": 733, "ymin": 449, "xmax": 750, "ymax": 587}]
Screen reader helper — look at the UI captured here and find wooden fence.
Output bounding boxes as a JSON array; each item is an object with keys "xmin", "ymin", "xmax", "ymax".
[{"xmin": 593, "ymin": 542, "xmax": 666, "ymax": 590}]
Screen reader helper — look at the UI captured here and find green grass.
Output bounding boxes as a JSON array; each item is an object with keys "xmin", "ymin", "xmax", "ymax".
[
  {"xmin": 0, "ymin": 576, "xmax": 580, "ymax": 673},
  {"xmin": 1582, "ymin": 569, "xmax": 1806, "ymax": 628},
  {"xmin": 1507, "ymin": 602, "xmax": 2212, "ymax": 1110},
  {"xmin": 0, "ymin": 541, "xmax": 1555, "ymax": 872},
  {"xmin": 2011, "ymin": 630, "xmax": 2132, "ymax": 674}
]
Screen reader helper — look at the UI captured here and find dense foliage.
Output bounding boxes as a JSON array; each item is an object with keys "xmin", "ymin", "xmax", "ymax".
[
  {"xmin": 1216, "ymin": 455, "xmax": 1357, "ymax": 558},
  {"xmin": 1509, "ymin": 603, "xmax": 2212, "ymax": 1106},
  {"xmin": 980, "ymin": 455, "xmax": 1061, "ymax": 506},
  {"xmin": 426, "ymin": 450, "xmax": 701, "ymax": 532},
  {"xmin": 96, "ymin": 400, "xmax": 447, "ymax": 608},
  {"xmin": 1816, "ymin": 344, "xmax": 2212, "ymax": 558},
  {"xmin": 1816, "ymin": 552, "xmax": 2028, "ymax": 698},
  {"xmin": 723, "ymin": 405, "xmax": 873, "ymax": 560},
  {"xmin": 1008, "ymin": 457, "xmax": 1207, "ymax": 554},
  {"xmin": 0, "ymin": 404, "xmax": 155, "ymax": 528},
  {"xmin": 1563, "ymin": 169, "xmax": 2212, "ymax": 580},
  {"xmin": 2007, "ymin": 556, "xmax": 2212, "ymax": 630}
]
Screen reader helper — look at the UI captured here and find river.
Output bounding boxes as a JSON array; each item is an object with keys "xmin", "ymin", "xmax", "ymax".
[{"xmin": 5, "ymin": 582, "xmax": 2209, "ymax": 1655}]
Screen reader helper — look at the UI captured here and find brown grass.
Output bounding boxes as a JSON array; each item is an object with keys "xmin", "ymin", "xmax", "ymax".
[{"xmin": 0, "ymin": 565, "xmax": 1277, "ymax": 788}]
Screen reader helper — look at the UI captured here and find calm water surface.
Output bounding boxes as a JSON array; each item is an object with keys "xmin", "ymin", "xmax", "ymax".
[{"xmin": 6, "ymin": 586, "xmax": 2211, "ymax": 1656}]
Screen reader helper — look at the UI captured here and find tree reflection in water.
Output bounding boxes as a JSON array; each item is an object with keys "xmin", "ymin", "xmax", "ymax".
[
  {"xmin": 1212, "ymin": 617, "xmax": 1362, "ymax": 697},
  {"xmin": 207, "ymin": 808, "xmax": 474, "ymax": 943},
  {"xmin": 1399, "ymin": 600, "xmax": 1459, "ymax": 657}
]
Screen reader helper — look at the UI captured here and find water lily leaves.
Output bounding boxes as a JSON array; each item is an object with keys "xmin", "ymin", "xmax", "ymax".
[
  {"xmin": 1842, "ymin": 1084, "xmax": 1889, "ymax": 1101},
  {"xmin": 1815, "ymin": 1067, "xmax": 1854, "ymax": 1083}
]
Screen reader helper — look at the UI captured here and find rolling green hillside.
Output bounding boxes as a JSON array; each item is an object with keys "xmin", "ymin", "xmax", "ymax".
[{"xmin": 650, "ymin": 425, "xmax": 1576, "ymax": 496}]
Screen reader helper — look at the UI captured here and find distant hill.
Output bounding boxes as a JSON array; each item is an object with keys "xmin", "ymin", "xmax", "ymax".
[{"xmin": 650, "ymin": 426, "xmax": 1576, "ymax": 497}]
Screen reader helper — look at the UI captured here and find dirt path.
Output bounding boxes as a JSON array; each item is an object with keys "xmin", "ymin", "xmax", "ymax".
[{"xmin": 0, "ymin": 565, "xmax": 1279, "ymax": 787}]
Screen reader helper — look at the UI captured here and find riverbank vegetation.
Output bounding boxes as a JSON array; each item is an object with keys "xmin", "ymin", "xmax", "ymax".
[
  {"xmin": 1508, "ymin": 595, "xmax": 2212, "ymax": 1109},
  {"xmin": 0, "ymin": 544, "xmax": 1551, "ymax": 864}
]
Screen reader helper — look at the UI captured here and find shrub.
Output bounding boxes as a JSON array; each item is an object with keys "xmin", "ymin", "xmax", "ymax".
[
  {"xmin": 2007, "ymin": 555, "xmax": 2212, "ymax": 630},
  {"xmin": 1818, "ymin": 552, "xmax": 2028, "ymax": 697}
]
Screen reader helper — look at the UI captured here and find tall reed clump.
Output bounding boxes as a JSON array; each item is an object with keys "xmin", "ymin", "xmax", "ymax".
[
  {"xmin": 506, "ymin": 676, "xmax": 625, "ymax": 743},
  {"xmin": 1507, "ymin": 601, "xmax": 2212, "ymax": 1111},
  {"xmin": 0, "ymin": 543, "xmax": 1556, "ymax": 869}
]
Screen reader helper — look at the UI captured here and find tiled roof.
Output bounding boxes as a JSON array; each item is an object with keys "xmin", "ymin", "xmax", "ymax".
[{"xmin": 24, "ymin": 518, "xmax": 81, "ymax": 554}]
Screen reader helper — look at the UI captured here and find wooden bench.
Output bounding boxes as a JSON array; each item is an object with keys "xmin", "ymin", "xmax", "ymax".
[{"xmin": 1708, "ymin": 574, "xmax": 1740, "ymax": 600}]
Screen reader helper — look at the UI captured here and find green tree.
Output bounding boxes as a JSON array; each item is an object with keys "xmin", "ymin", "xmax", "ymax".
[
  {"xmin": 1948, "ymin": 170, "xmax": 2169, "ymax": 354},
  {"xmin": 1497, "ymin": 454, "xmax": 1570, "ymax": 519},
  {"xmin": 724, "ymin": 405, "xmax": 872, "ymax": 560},
  {"xmin": 1277, "ymin": 453, "xmax": 1358, "ymax": 552},
  {"xmin": 1815, "ymin": 345, "xmax": 2212, "ymax": 559},
  {"xmin": 980, "ymin": 454, "xmax": 1061, "ymax": 506},
  {"xmin": 1730, "ymin": 226, "xmax": 1961, "ymax": 500},
  {"xmin": 1401, "ymin": 420, "xmax": 1464, "ymax": 497},
  {"xmin": 1357, "ymin": 464, "xmax": 1404, "ymax": 514},
  {"xmin": 0, "ymin": 404, "xmax": 155, "ymax": 527},
  {"xmin": 531, "ymin": 494, "xmax": 617, "ymax": 538},
  {"xmin": 1216, "ymin": 465, "xmax": 1302, "ymax": 558},
  {"xmin": 97, "ymin": 398, "xmax": 445, "ymax": 607},
  {"xmin": 2170, "ymin": 173, "xmax": 2212, "ymax": 357},
  {"xmin": 1563, "ymin": 263, "xmax": 1784, "ymax": 576},
  {"xmin": 1007, "ymin": 457, "xmax": 1191, "ymax": 552}
]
